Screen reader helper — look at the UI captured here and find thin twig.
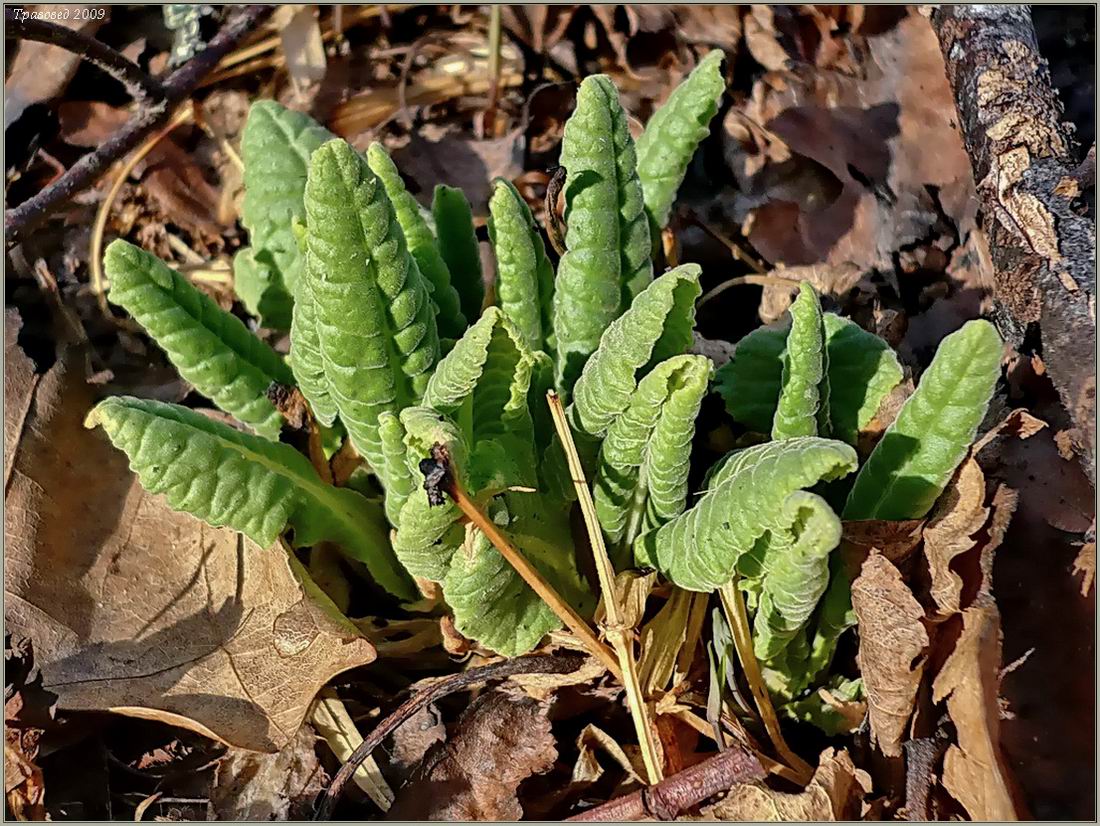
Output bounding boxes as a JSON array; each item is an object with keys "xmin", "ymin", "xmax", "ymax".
[
  {"xmin": 5, "ymin": 4, "xmax": 274, "ymax": 243},
  {"xmin": 718, "ymin": 580, "xmax": 814, "ymax": 783},
  {"xmin": 680, "ymin": 206, "xmax": 768, "ymax": 274},
  {"xmin": 4, "ymin": 9, "xmax": 167, "ymax": 104},
  {"xmin": 565, "ymin": 743, "xmax": 764, "ymax": 821},
  {"xmin": 426, "ymin": 447, "xmax": 622, "ymax": 678},
  {"xmin": 483, "ymin": 5, "xmax": 503, "ymax": 134},
  {"xmin": 546, "ymin": 390, "xmax": 664, "ymax": 784},
  {"xmin": 314, "ymin": 653, "xmax": 588, "ymax": 819},
  {"xmin": 698, "ymin": 274, "xmax": 804, "ymax": 308}
]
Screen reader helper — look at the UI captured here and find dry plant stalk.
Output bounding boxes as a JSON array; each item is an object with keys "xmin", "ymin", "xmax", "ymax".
[
  {"xmin": 547, "ymin": 390, "xmax": 665, "ymax": 784},
  {"xmin": 718, "ymin": 580, "xmax": 814, "ymax": 783}
]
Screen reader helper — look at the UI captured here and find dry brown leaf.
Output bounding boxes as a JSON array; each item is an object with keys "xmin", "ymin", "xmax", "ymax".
[
  {"xmin": 574, "ymin": 723, "xmax": 645, "ymax": 786},
  {"xmin": 208, "ymin": 723, "xmax": 328, "ymax": 820},
  {"xmin": 743, "ymin": 7, "xmax": 790, "ymax": 72},
  {"xmin": 5, "ymin": 726, "xmax": 45, "ymax": 821},
  {"xmin": 140, "ymin": 136, "xmax": 227, "ymax": 236},
  {"xmin": 932, "ymin": 598, "xmax": 1019, "ymax": 820},
  {"xmin": 500, "ymin": 5, "xmax": 578, "ymax": 54},
  {"xmin": 510, "ymin": 654, "xmax": 606, "ymax": 702},
  {"xmin": 851, "ymin": 553, "xmax": 928, "ymax": 757},
  {"xmin": 4, "ymin": 5, "xmax": 106, "ymax": 129},
  {"xmin": 698, "ymin": 747, "xmax": 871, "ymax": 821},
  {"xmin": 57, "ymin": 100, "xmax": 132, "ymax": 147},
  {"xmin": 842, "ymin": 518, "xmax": 925, "ymax": 564},
  {"xmin": 4, "ymin": 344, "xmax": 376, "ymax": 753},
  {"xmin": 273, "ymin": 5, "xmax": 327, "ymax": 91},
  {"xmin": 385, "ymin": 702, "xmax": 446, "ymax": 772},
  {"xmin": 1072, "ymin": 541, "xmax": 1096, "ymax": 597},
  {"xmin": 389, "ymin": 690, "xmax": 557, "ymax": 820},
  {"xmin": 924, "ymin": 458, "xmax": 989, "ymax": 615},
  {"xmin": 4, "ymin": 310, "xmax": 38, "ymax": 488}
]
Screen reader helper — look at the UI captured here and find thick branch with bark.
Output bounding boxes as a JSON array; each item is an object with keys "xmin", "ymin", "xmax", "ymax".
[
  {"xmin": 4, "ymin": 5, "xmax": 274, "ymax": 243},
  {"xmin": 933, "ymin": 6, "xmax": 1096, "ymax": 476}
]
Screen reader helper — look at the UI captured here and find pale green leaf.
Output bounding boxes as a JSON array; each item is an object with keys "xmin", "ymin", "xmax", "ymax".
[
  {"xmin": 772, "ymin": 282, "xmax": 830, "ymax": 440},
  {"xmin": 233, "ymin": 246, "xmax": 293, "ymax": 331},
  {"xmin": 433, "ymin": 184, "xmax": 485, "ymax": 321}
]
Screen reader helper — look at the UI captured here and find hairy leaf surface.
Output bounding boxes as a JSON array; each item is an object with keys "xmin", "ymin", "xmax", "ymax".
[
  {"xmin": 487, "ymin": 178, "xmax": 555, "ymax": 355},
  {"xmin": 635, "ymin": 49, "xmax": 724, "ymax": 229},
  {"xmin": 636, "ymin": 438, "xmax": 857, "ymax": 592},
  {"xmin": 303, "ymin": 139, "xmax": 440, "ymax": 476},
  {"xmin": 433, "ymin": 184, "xmax": 485, "ymax": 321},
  {"xmin": 772, "ymin": 282, "xmax": 830, "ymax": 440},
  {"xmin": 553, "ymin": 74, "xmax": 653, "ymax": 391},
  {"xmin": 366, "ymin": 143, "xmax": 467, "ymax": 339},
  {"xmin": 241, "ymin": 100, "xmax": 334, "ymax": 300},
  {"xmin": 844, "ymin": 319, "xmax": 1001, "ymax": 520},
  {"xmin": 715, "ymin": 313, "xmax": 902, "ymax": 444},
  {"xmin": 571, "ymin": 265, "xmax": 701, "ymax": 439},
  {"xmin": 105, "ymin": 240, "xmax": 293, "ymax": 440},
  {"xmin": 233, "ymin": 246, "xmax": 293, "ymax": 331},
  {"xmin": 288, "ymin": 273, "xmax": 339, "ymax": 426},
  {"xmin": 86, "ymin": 396, "xmax": 414, "ymax": 599},
  {"xmin": 593, "ymin": 354, "xmax": 710, "ymax": 561}
]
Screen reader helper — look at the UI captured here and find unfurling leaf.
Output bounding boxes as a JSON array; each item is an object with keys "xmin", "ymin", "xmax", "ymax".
[
  {"xmin": 637, "ymin": 438, "xmax": 857, "ymax": 593},
  {"xmin": 105, "ymin": 240, "xmax": 293, "ymax": 440},
  {"xmin": 772, "ymin": 282, "xmax": 830, "ymax": 440},
  {"xmin": 86, "ymin": 396, "xmax": 414, "ymax": 599},
  {"xmin": 635, "ymin": 49, "xmax": 725, "ymax": 229},
  {"xmin": 302, "ymin": 139, "xmax": 440, "ymax": 478},
  {"xmin": 715, "ymin": 313, "xmax": 902, "ymax": 445},
  {"xmin": 366, "ymin": 143, "xmax": 467, "ymax": 339},
  {"xmin": 844, "ymin": 319, "xmax": 1002, "ymax": 521},
  {"xmin": 433, "ymin": 184, "xmax": 485, "ymax": 321},
  {"xmin": 240, "ymin": 100, "xmax": 335, "ymax": 306},
  {"xmin": 553, "ymin": 74, "xmax": 653, "ymax": 392},
  {"xmin": 487, "ymin": 178, "xmax": 555, "ymax": 355},
  {"xmin": 571, "ymin": 264, "xmax": 701, "ymax": 440},
  {"xmin": 593, "ymin": 354, "xmax": 711, "ymax": 561}
]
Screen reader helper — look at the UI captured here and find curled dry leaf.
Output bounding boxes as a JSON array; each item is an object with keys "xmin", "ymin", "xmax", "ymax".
[
  {"xmin": 3, "ymin": 340, "xmax": 376, "ymax": 753},
  {"xmin": 924, "ymin": 458, "xmax": 989, "ymax": 615},
  {"xmin": 851, "ymin": 553, "xmax": 928, "ymax": 758},
  {"xmin": 389, "ymin": 690, "xmax": 557, "ymax": 820},
  {"xmin": 209, "ymin": 723, "xmax": 329, "ymax": 820},
  {"xmin": 932, "ymin": 597, "xmax": 1019, "ymax": 820},
  {"xmin": 697, "ymin": 747, "xmax": 871, "ymax": 821},
  {"xmin": 1072, "ymin": 540, "xmax": 1096, "ymax": 597}
]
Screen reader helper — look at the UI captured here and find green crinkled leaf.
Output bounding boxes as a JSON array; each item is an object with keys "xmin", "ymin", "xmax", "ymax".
[
  {"xmin": 715, "ymin": 313, "xmax": 903, "ymax": 445},
  {"xmin": 749, "ymin": 491, "xmax": 841, "ymax": 661},
  {"xmin": 781, "ymin": 677, "xmax": 863, "ymax": 735},
  {"xmin": 772, "ymin": 282, "xmax": 830, "ymax": 440},
  {"xmin": 288, "ymin": 270, "xmax": 339, "ymax": 427},
  {"xmin": 487, "ymin": 178, "xmax": 555, "ymax": 355},
  {"xmin": 844, "ymin": 319, "xmax": 1002, "ymax": 520},
  {"xmin": 423, "ymin": 307, "xmax": 538, "ymax": 484},
  {"xmin": 553, "ymin": 74, "xmax": 653, "ymax": 392},
  {"xmin": 635, "ymin": 49, "xmax": 725, "ymax": 229},
  {"xmin": 233, "ymin": 246, "xmax": 294, "ymax": 331},
  {"xmin": 636, "ymin": 438, "xmax": 857, "ymax": 592},
  {"xmin": 593, "ymin": 354, "xmax": 710, "ymax": 562},
  {"xmin": 444, "ymin": 493, "xmax": 591, "ymax": 656},
  {"xmin": 366, "ymin": 143, "xmax": 467, "ymax": 339},
  {"xmin": 391, "ymin": 407, "xmax": 469, "ymax": 582},
  {"xmin": 104, "ymin": 240, "xmax": 293, "ymax": 440},
  {"xmin": 571, "ymin": 264, "xmax": 701, "ymax": 439},
  {"xmin": 433, "ymin": 184, "xmax": 485, "ymax": 321},
  {"xmin": 86, "ymin": 396, "xmax": 415, "ymax": 599},
  {"xmin": 303, "ymin": 139, "xmax": 440, "ymax": 476},
  {"xmin": 378, "ymin": 411, "xmax": 414, "ymax": 525},
  {"xmin": 241, "ymin": 100, "xmax": 335, "ymax": 299}
]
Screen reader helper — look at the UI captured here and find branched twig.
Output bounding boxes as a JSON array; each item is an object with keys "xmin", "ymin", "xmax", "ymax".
[
  {"xmin": 4, "ymin": 8, "xmax": 167, "ymax": 103},
  {"xmin": 564, "ymin": 743, "xmax": 765, "ymax": 821},
  {"xmin": 5, "ymin": 5, "xmax": 274, "ymax": 243},
  {"xmin": 314, "ymin": 652, "xmax": 588, "ymax": 820}
]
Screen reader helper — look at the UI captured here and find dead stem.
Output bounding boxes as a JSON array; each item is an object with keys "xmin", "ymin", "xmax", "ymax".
[
  {"xmin": 546, "ymin": 390, "xmax": 665, "ymax": 784},
  {"xmin": 718, "ymin": 580, "xmax": 814, "ymax": 784},
  {"xmin": 698, "ymin": 273, "xmax": 805, "ymax": 308}
]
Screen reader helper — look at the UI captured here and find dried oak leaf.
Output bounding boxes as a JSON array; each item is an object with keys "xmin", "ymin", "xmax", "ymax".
[
  {"xmin": 932, "ymin": 598, "xmax": 1019, "ymax": 820},
  {"xmin": 208, "ymin": 723, "xmax": 328, "ymax": 820},
  {"xmin": 389, "ymin": 690, "xmax": 557, "ymax": 820},
  {"xmin": 851, "ymin": 553, "xmax": 928, "ymax": 758},
  {"xmin": 3, "ymin": 343, "xmax": 376, "ymax": 753},
  {"xmin": 924, "ymin": 458, "xmax": 989, "ymax": 616},
  {"xmin": 698, "ymin": 747, "xmax": 871, "ymax": 821}
]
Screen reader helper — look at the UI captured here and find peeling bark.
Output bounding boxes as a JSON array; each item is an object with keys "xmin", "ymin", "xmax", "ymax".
[{"xmin": 933, "ymin": 5, "xmax": 1095, "ymax": 477}]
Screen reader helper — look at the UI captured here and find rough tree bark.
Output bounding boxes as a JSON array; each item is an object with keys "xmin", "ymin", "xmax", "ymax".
[{"xmin": 932, "ymin": 6, "xmax": 1096, "ymax": 478}]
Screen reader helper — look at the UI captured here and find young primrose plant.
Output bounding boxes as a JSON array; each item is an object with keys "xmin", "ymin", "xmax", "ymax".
[
  {"xmin": 86, "ymin": 54, "xmax": 728, "ymax": 656},
  {"xmin": 636, "ymin": 283, "xmax": 1002, "ymax": 727}
]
